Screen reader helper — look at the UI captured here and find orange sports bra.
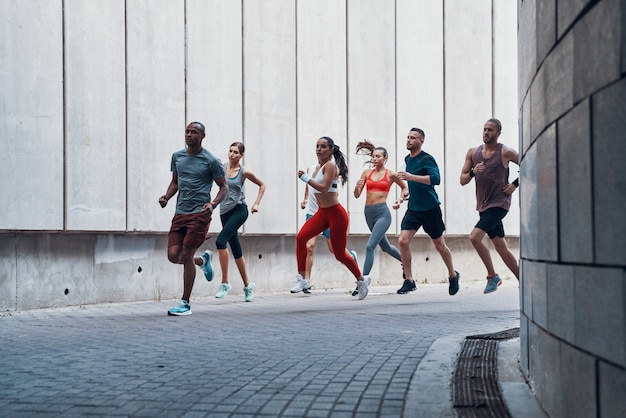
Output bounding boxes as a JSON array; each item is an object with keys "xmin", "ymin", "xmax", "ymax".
[{"xmin": 366, "ymin": 169, "xmax": 391, "ymax": 193}]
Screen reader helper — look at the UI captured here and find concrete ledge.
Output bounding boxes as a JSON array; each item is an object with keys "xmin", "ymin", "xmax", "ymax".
[{"xmin": 1, "ymin": 233, "xmax": 519, "ymax": 311}]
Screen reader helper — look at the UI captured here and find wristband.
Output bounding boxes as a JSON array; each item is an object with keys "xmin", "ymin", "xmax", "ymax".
[
  {"xmin": 469, "ymin": 168, "xmax": 475, "ymax": 178},
  {"xmin": 299, "ymin": 173, "xmax": 311, "ymax": 184},
  {"xmin": 512, "ymin": 178, "xmax": 519, "ymax": 187}
]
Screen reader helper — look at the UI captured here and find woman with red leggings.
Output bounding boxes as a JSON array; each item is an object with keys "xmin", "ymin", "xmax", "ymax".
[{"xmin": 291, "ymin": 136, "xmax": 371, "ymax": 300}]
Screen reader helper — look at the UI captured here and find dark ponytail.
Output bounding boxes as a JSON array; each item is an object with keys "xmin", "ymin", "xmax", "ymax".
[{"xmin": 321, "ymin": 136, "xmax": 348, "ymax": 185}]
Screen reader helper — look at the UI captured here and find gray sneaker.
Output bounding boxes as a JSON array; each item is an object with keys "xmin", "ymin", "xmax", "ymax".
[
  {"xmin": 483, "ymin": 275, "xmax": 502, "ymax": 294},
  {"xmin": 290, "ymin": 274, "xmax": 311, "ymax": 293}
]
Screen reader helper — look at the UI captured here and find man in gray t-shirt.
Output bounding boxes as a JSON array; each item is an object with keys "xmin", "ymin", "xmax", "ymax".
[{"xmin": 159, "ymin": 122, "xmax": 227, "ymax": 316}]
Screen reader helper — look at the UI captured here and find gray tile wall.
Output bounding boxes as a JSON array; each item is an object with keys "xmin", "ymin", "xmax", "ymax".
[
  {"xmin": 557, "ymin": 100, "xmax": 593, "ymax": 264},
  {"xmin": 519, "ymin": 0, "xmax": 626, "ymax": 416}
]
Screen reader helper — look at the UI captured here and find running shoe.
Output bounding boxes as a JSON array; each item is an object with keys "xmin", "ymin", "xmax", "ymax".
[
  {"xmin": 215, "ymin": 283, "xmax": 231, "ymax": 298},
  {"xmin": 357, "ymin": 275, "xmax": 371, "ymax": 300},
  {"xmin": 167, "ymin": 300, "xmax": 191, "ymax": 316},
  {"xmin": 244, "ymin": 282, "xmax": 255, "ymax": 302},
  {"xmin": 290, "ymin": 274, "xmax": 311, "ymax": 293},
  {"xmin": 350, "ymin": 251, "xmax": 359, "ymax": 296},
  {"xmin": 449, "ymin": 271, "xmax": 460, "ymax": 296},
  {"xmin": 483, "ymin": 275, "xmax": 502, "ymax": 294},
  {"xmin": 397, "ymin": 279, "xmax": 416, "ymax": 294},
  {"xmin": 201, "ymin": 250, "xmax": 214, "ymax": 281}
]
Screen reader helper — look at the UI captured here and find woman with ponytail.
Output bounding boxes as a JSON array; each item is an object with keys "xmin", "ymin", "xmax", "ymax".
[
  {"xmin": 213, "ymin": 142, "xmax": 266, "ymax": 302},
  {"xmin": 291, "ymin": 136, "xmax": 371, "ymax": 300},
  {"xmin": 352, "ymin": 140, "xmax": 408, "ymax": 296}
]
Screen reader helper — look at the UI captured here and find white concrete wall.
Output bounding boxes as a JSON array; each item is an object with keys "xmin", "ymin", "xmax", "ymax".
[
  {"xmin": 493, "ymin": 0, "xmax": 520, "ymax": 235},
  {"xmin": 0, "ymin": 0, "xmax": 64, "ymax": 230},
  {"xmin": 127, "ymin": 0, "xmax": 186, "ymax": 232},
  {"xmin": 444, "ymin": 0, "xmax": 494, "ymax": 235},
  {"xmin": 1, "ymin": 1, "xmax": 520, "ymax": 310},
  {"xmin": 186, "ymin": 0, "xmax": 244, "ymax": 234},
  {"xmin": 396, "ymin": 0, "xmax": 445, "ymax": 237},
  {"xmin": 296, "ymin": 0, "xmax": 348, "ymax": 231},
  {"xmin": 64, "ymin": 0, "xmax": 127, "ymax": 231},
  {"xmin": 1, "ymin": 0, "xmax": 518, "ymax": 236},
  {"xmin": 243, "ymin": 0, "xmax": 297, "ymax": 234},
  {"xmin": 347, "ymin": 0, "xmax": 396, "ymax": 233}
]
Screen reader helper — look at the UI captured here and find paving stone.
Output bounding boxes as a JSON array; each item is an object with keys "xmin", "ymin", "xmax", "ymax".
[{"xmin": 0, "ymin": 282, "xmax": 520, "ymax": 417}]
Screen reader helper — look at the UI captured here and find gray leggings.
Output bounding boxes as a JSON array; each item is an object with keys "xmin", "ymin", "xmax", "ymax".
[{"xmin": 363, "ymin": 203, "xmax": 402, "ymax": 275}]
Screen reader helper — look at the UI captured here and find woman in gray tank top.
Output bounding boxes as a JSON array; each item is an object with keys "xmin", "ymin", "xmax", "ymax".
[{"xmin": 213, "ymin": 142, "xmax": 266, "ymax": 302}]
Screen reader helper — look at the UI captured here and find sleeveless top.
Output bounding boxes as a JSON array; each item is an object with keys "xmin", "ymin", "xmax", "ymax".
[
  {"xmin": 366, "ymin": 169, "xmax": 391, "ymax": 193},
  {"xmin": 472, "ymin": 144, "xmax": 511, "ymax": 212},
  {"xmin": 304, "ymin": 165, "xmax": 320, "ymax": 215},
  {"xmin": 310, "ymin": 164, "xmax": 338, "ymax": 194},
  {"xmin": 220, "ymin": 164, "xmax": 246, "ymax": 215}
]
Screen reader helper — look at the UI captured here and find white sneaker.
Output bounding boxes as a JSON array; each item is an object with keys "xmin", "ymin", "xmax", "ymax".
[
  {"xmin": 290, "ymin": 274, "xmax": 311, "ymax": 293},
  {"xmin": 357, "ymin": 275, "xmax": 371, "ymax": 300}
]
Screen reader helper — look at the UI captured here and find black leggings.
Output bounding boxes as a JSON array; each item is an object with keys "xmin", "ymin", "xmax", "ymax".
[{"xmin": 216, "ymin": 204, "xmax": 249, "ymax": 258}]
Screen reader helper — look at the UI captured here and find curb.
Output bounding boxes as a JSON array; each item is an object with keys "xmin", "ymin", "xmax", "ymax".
[
  {"xmin": 405, "ymin": 334, "xmax": 547, "ymax": 418},
  {"xmin": 404, "ymin": 334, "xmax": 463, "ymax": 417}
]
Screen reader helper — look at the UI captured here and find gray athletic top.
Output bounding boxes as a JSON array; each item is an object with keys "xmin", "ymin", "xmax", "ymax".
[
  {"xmin": 171, "ymin": 148, "xmax": 225, "ymax": 215},
  {"xmin": 220, "ymin": 164, "xmax": 246, "ymax": 215}
]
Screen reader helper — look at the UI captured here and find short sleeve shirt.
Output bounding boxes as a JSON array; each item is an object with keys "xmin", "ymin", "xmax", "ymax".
[{"xmin": 171, "ymin": 148, "xmax": 225, "ymax": 214}]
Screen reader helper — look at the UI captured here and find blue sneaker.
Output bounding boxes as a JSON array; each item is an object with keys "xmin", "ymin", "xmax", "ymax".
[
  {"xmin": 484, "ymin": 275, "xmax": 502, "ymax": 294},
  {"xmin": 168, "ymin": 300, "xmax": 191, "ymax": 316},
  {"xmin": 244, "ymin": 282, "xmax": 255, "ymax": 302},
  {"xmin": 201, "ymin": 250, "xmax": 214, "ymax": 281}
]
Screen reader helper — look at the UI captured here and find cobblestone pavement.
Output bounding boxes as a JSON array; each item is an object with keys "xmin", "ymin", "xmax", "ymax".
[{"xmin": 0, "ymin": 280, "xmax": 520, "ymax": 418}]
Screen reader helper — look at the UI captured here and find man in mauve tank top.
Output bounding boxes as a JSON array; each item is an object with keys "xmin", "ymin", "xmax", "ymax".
[{"xmin": 460, "ymin": 118, "xmax": 520, "ymax": 294}]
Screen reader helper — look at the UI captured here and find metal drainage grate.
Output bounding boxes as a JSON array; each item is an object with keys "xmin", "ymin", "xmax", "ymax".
[{"xmin": 452, "ymin": 328, "xmax": 520, "ymax": 418}]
